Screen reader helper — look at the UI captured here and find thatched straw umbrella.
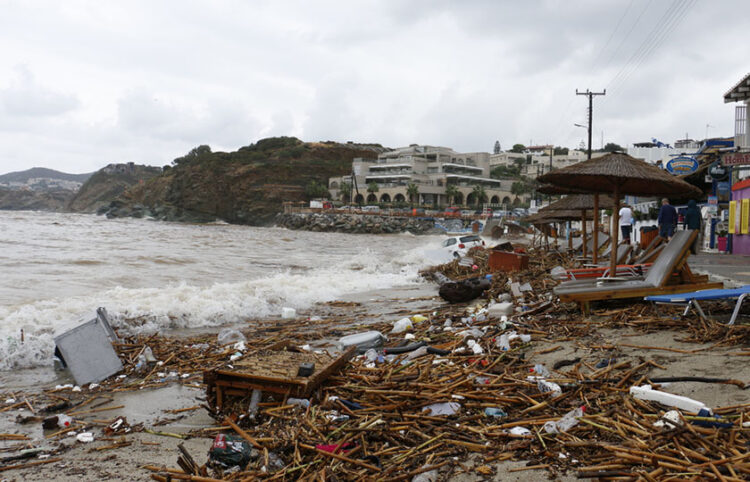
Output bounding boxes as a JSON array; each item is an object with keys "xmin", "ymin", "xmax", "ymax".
[
  {"xmin": 538, "ymin": 152, "xmax": 701, "ymax": 277},
  {"xmin": 527, "ymin": 209, "xmax": 596, "ymax": 250},
  {"xmin": 537, "ymin": 194, "xmax": 615, "ymax": 263}
]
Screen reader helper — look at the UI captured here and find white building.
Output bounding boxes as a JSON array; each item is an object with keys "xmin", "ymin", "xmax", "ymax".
[
  {"xmin": 329, "ymin": 145, "xmax": 528, "ymax": 207},
  {"xmin": 628, "ymin": 140, "xmax": 702, "ymax": 166}
]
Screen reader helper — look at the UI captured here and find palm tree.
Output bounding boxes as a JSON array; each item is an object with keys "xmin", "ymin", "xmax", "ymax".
[
  {"xmin": 471, "ymin": 185, "xmax": 487, "ymax": 208},
  {"xmin": 445, "ymin": 184, "xmax": 460, "ymax": 206},
  {"xmin": 339, "ymin": 182, "xmax": 352, "ymax": 202},
  {"xmin": 406, "ymin": 182, "xmax": 420, "ymax": 207}
]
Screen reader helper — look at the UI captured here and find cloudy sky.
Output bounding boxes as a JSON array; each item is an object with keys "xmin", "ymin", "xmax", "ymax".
[{"xmin": 0, "ymin": 0, "xmax": 747, "ymax": 174}]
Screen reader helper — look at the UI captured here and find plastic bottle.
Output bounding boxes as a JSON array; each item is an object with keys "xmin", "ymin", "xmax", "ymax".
[
  {"xmin": 543, "ymin": 406, "xmax": 585, "ymax": 434},
  {"xmin": 57, "ymin": 414, "xmax": 73, "ymax": 428},
  {"xmin": 484, "ymin": 407, "xmax": 507, "ymax": 418},
  {"xmin": 532, "ymin": 364, "xmax": 551, "ymax": 377},
  {"xmin": 364, "ymin": 349, "xmax": 379, "ymax": 363},
  {"xmin": 496, "ymin": 333, "xmax": 510, "ymax": 351},
  {"xmin": 287, "ymin": 398, "xmax": 310, "ymax": 409}
]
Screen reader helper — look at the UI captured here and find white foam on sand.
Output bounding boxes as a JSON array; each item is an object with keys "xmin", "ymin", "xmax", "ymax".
[{"xmin": 0, "ymin": 246, "xmax": 440, "ymax": 370}]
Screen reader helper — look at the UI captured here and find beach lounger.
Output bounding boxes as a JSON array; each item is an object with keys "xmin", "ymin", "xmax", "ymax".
[
  {"xmin": 645, "ymin": 285, "xmax": 750, "ymax": 326},
  {"xmin": 555, "ymin": 230, "xmax": 723, "ymax": 312}
]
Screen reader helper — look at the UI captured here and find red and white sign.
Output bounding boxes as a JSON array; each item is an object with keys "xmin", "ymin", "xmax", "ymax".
[{"xmin": 722, "ymin": 152, "xmax": 750, "ymax": 166}]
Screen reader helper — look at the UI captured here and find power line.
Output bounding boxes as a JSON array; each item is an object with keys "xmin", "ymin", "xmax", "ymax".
[
  {"xmin": 589, "ymin": 0, "xmax": 637, "ymax": 73},
  {"xmin": 606, "ymin": 0, "xmax": 697, "ymax": 95},
  {"xmin": 600, "ymin": 0, "xmax": 653, "ymax": 73}
]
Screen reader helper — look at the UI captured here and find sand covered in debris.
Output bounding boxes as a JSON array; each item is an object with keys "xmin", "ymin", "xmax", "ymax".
[{"xmin": 2, "ymin": 279, "xmax": 750, "ymax": 481}]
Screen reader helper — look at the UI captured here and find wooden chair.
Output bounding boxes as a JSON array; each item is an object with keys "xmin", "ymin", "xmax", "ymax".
[{"xmin": 555, "ymin": 230, "xmax": 723, "ymax": 313}]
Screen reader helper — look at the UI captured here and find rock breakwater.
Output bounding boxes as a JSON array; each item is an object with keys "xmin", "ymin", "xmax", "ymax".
[{"xmin": 275, "ymin": 213, "xmax": 436, "ymax": 234}]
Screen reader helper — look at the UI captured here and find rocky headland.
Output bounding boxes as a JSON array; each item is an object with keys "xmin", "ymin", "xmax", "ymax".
[{"xmin": 275, "ymin": 212, "xmax": 437, "ymax": 234}]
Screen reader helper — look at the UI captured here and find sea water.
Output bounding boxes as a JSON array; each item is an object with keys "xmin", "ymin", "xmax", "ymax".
[{"xmin": 0, "ymin": 211, "xmax": 446, "ymax": 370}]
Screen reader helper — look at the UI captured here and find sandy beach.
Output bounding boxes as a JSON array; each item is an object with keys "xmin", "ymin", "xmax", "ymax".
[{"xmin": 2, "ymin": 268, "xmax": 750, "ymax": 481}]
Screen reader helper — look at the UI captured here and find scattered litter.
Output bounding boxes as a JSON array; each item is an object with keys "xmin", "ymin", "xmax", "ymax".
[
  {"xmin": 76, "ymin": 432, "xmax": 94, "ymax": 443},
  {"xmin": 422, "ymin": 402, "xmax": 461, "ymax": 416}
]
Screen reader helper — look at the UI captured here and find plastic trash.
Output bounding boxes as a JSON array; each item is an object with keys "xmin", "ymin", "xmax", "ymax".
[
  {"xmin": 338, "ymin": 331, "xmax": 386, "ymax": 354},
  {"xmin": 135, "ymin": 354, "xmax": 148, "ymax": 373},
  {"xmin": 692, "ymin": 408, "xmax": 733, "ymax": 428},
  {"xmin": 653, "ymin": 410, "xmax": 683, "ymax": 429},
  {"xmin": 629, "ymin": 385, "xmax": 710, "ymax": 414},
  {"xmin": 391, "ymin": 317, "xmax": 413, "ymax": 334},
  {"xmin": 248, "ymin": 389, "xmax": 262, "ymax": 417},
  {"xmin": 412, "ymin": 469, "xmax": 439, "ymax": 482},
  {"xmin": 364, "ymin": 349, "xmax": 379, "ymax": 363},
  {"xmin": 316, "ymin": 442, "xmax": 356, "ymax": 453},
  {"xmin": 531, "ymin": 364, "xmax": 551, "ymax": 377},
  {"xmin": 538, "ymin": 380, "xmax": 562, "ymax": 396},
  {"xmin": 509, "ymin": 426, "xmax": 531, "ymax": 436},
  {"xmin": 484, "ymin": 407, "xmax": 507, "ymax": 418},
  {"xmin": 422, "ymin": 402, "xmax": 460, "ymax": 416},
  {"xmin": 550, "ymin": 266, "xmax": 568, "ymax": 279},
  {"xmin": 496, "ymin": 333, "xmax": 510, "ymax": 351},
  {"xmin": 142, "ymin": 346, "xmax": 157, "ymax": 363},
  {"xmin": 325, "ymin": 411, "xmax": 350, "ymax": 423},
  {"xmin": 76, "ymin": 432, "xmax": 94, "ymax": 443},
  {"xmin": 488, "ymin": 301, "xmax": 514, "ymax": 318},
  {"xmin": 544, "ymin": 406, "xmax": 585, "ymax": 434},
  {"xmin": 519, "ymin": 334, "xmax": 531, "ymax": 343},
  {"xmin": 474, "ymin": 376, "xmax": 491, "ymax": 385},
  {"xmin": 405, "ymin": 346, "xmax": 429, "ymax": 361},
  {"xmin": 457, "ymin": 328, "xmax": 483, "ymax": 339},
  {"xmin": 411, "ymin": 314, "xmax": 428, "ymax": 323},
  {"xmin": 281, "ymin": 307, "xmax": 296, "ymax": 319},
  {"xmin": 595, "ymin": 358, "xmax": 616, "ymax": 369},
  {"xmin": 209, "ymin": 434, "xmax": 256, "ymax": 468},
  {"xmin": 58, "ymin": 414, "xmax": 73, "ymax": 428},
  {"xmin": 466, "ymin": 339, "xmax": 484, "ymax": 355},
  {"xmin": 338, "ymin": 399, "xmax": 363, "ymax": 410},
  {"xmin": 42, "ymin": 414, "xmax": 73, "ymax": 430},
  {"xmin": 287, "ymin": 398, "xmax": 310, "ymax": 409},
  {"xmin": 217, "ymin": 328, "xmax": 246, "ymax": 346}
]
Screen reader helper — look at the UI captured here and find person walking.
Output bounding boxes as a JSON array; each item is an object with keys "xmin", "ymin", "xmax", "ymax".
[
  {"xmin": 684, "ymin": 199, "xmax": 702, "ymax": 254},
  {"xmin": 657, "ymin": 198, "xmax": 677, "ymax": 240},
  {"xmin": 619, "ymin": 204, "xmax": 633, "ymax": 244}
]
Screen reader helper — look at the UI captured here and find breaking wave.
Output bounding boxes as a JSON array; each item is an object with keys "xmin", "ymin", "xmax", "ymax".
[{"xmin": 0, "ymin": 244, "xmax": 440, "ymax": 371}]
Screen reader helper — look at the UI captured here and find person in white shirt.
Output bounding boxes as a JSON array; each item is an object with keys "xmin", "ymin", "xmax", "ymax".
[{"xmin": 619, "ymin": 204, "xmax": 633, "ymax": 244}]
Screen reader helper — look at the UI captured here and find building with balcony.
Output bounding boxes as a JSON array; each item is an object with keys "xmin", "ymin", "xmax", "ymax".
[{"xmin": 329, "ymin": 145, "xmax": 527, "ymax": 208}]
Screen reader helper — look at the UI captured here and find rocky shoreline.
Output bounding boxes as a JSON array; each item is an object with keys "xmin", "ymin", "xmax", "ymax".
[{"xmin": 275, "ymin": 212, "xmax": 438, "ymax": 234}]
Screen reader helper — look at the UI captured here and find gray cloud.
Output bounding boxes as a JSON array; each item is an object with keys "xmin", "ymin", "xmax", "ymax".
[
  {"xmin": 0, "ymin": 65, "xmax": 80, "ymax": 117},
  {"xmin": 0, "ymin": 0, "xmax": 748, "ymax": 175}
]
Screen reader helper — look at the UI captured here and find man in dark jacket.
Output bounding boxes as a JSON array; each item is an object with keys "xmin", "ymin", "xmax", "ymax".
[
  {"xmin": 657, "ymin": 198, "xmax": 677, "ymax": 240},
  {"xmin": 684, "ymin": 199, "xmax": 701, "ymax": 254}
]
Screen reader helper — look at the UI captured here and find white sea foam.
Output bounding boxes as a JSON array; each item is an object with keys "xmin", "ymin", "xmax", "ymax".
[{"xmin": 0, "ymin": 245, "xmax": 438, "ymax": 370}]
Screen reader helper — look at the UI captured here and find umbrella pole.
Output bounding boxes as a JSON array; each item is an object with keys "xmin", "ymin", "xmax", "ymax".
[
  {"xmin": 593, "ymin": 194, "xmax": 599, "ymax": 264},
  {"xmin": 582, "ymin": 209, "xmax": 588, "ymax": 258},
  {"xmin": 610, "ymin": 187, "xmax": 620, "ymax": 277}
]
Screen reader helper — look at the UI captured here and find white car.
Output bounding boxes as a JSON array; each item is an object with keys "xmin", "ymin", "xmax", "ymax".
[{"xmin": 441, "ymin": 234, "xmax": 485, "ymax": 258}]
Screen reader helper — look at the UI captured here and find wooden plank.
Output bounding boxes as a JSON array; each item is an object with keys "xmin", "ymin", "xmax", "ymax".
[{"xmin": 559, "ymin": 282, "xmax": 724, "ymax": 303}]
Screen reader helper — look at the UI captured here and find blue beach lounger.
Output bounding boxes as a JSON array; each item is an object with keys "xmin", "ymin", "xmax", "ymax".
[{"xmin": 645, "ymin": 285, "xmax": 750, "ymax": 326}]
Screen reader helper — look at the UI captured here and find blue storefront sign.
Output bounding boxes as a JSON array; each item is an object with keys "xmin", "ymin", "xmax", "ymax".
[
  {"xmin": 717, "ymin": 181, "xmax": 731, "ymax": 195},
  {"xmin": 666, "ymin": 156, "xmax": 698, "ymax": 175}
]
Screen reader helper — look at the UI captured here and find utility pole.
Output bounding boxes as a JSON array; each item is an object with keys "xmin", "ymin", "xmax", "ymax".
[{"xmin": 576, "ymin": 89, "xmax": 606, "ymax": 160}]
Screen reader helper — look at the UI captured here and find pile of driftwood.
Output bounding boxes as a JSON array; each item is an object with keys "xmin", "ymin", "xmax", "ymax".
[{"xmin": 136, "ymin": 299, "xmax": 750, "ymax": 481}]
